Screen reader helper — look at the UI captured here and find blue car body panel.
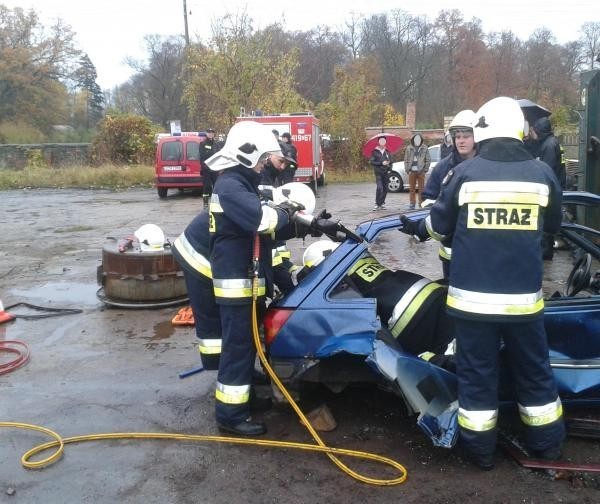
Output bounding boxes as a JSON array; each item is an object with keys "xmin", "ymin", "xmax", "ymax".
[{"xmin": 267, "ymin": 191, "xmax": 600, "ymax": 447}]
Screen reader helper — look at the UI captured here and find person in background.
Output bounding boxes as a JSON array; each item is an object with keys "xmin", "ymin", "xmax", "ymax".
[
  {"xmin": 440, "ymin": 131, "xmax": 453, "ymax": 159},
  {"xmin": 200, "ymin": 128, "xmax": 222, "ymax": 208},
  {"xmin": 369, "ymin": 136, "xmax": 392, "ymax": 211},
  {"xmin": 403, "ymin": 133, "xmax": 431, "ymax": 209},
  {"xmin": 421, "ymin": 110, "xmax": 478, "ymax": 279},
  {"xmin": 530, "ymin": 116, "xmax": 565, "ymax": 261},
  {"xmin": 400, "ymin": 96, "xmax": 565, "ymax": 470},
  {"xmin": 279, "ymin": 132, "xmax": 298, "ymax": 185}
]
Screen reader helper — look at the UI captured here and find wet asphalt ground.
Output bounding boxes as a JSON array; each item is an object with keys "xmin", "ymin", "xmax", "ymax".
[{"xmin": 1, "ymin": 184, "xmax": 599, "ymax": 503}]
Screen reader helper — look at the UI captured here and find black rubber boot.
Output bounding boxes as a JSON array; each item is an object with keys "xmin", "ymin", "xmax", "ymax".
[{"xmin": 217, "ymin": 418, "xmax": 267, "ymax": 436}]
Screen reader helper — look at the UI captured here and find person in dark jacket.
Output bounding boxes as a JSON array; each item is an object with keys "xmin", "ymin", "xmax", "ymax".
[
  {"xmin": 200, "ymin": 128, "xmax": 223, "ymax": 208},
  {"xmin": 369, "ymin": 136, "xmax": 393, "ymax": 211},
  {"xmin": 531, "ymin": 116, "xmax": 565, "ymax": 261},
  {"xmin": 401, "ymin": 97, "xmax": 565, "ymax": 470},
  {"xmin": 440, "ymin": 131, "xmax": 453, "ymax": 160},
  {"xmin": 205, "ymin": 121, "xmax": 303, "ymax": 436},
  {"xmin": 279, "ymin": 132, "xmax": 298, "ymax": 185},
  {"xmin": 421, "ymin": 109, "xmax": 477, "ymax": 279}
]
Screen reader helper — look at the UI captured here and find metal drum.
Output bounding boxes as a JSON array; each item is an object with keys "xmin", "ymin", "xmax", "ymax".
[{"xmin": 97, "ymin": 238, "xmax": 188, "ymax": 308}]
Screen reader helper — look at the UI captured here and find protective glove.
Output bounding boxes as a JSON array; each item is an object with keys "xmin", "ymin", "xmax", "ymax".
[
  {"xmin": 259, "ymin": 187, "xmax": 275, "ymax": 201},
  {"xmin": 277, "ymin": 200, "xmax": 306, "ymax": 221},
  {"xmin": 316, "ymin": 209, "xmax": 332, "ymax": 220},
  {"xmin": 400, "ymin": 215, "xmax": 428, "ymax": 242}
]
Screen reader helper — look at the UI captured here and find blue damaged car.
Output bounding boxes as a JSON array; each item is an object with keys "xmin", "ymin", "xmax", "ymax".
[{"xmin": 263, "ymin": 191, "xmax": 600, "ymax": 449}]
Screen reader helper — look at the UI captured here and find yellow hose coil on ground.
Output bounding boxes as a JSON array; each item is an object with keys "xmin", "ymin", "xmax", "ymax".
[{"xmin": 0, "ymin": 250, "xmax": 408, "ymax": 485}]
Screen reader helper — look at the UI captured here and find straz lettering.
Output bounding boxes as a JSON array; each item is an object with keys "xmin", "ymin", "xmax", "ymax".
[
  {"xmin": 468, "ymin": 204, "xmax": 538, "ymax": 230},
  {"xmin": 354, "ymin": 259, "xmax": 387, "ymax": 282},
  {"xmin": 209, "ymin": 211, "xmax": 216, "ymax": 233}
]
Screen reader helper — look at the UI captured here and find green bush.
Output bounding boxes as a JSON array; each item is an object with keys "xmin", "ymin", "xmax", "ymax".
[{"xmin": 90, "ymin": 114, "xmax": 160, "ymax": 165}]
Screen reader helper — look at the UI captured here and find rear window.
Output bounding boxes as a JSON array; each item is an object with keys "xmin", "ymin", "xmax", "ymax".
[
  {"xmin": 429, "ymin": 145, "xmax": 441, "ymax": 162},
  {"xmin": 161, "ymin": 141, "xmax": 183, "ymax": 161},
  {"xmin": 187, "ymin": 141, "xmax": 200, "ymax": 161}
]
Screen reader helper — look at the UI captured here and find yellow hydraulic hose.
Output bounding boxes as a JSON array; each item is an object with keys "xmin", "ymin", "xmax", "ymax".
[{"xmin": 0, "ymin": 238, "xmax": 408, "ymax": 486}]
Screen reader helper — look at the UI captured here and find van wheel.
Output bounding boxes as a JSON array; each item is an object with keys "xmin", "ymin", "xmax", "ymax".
[{"xmin": 157, "ymin": 187, "xmax": 168, "ymax": 199}]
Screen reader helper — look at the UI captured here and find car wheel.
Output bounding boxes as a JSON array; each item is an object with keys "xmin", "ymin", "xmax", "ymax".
[
  {"xmin": 157, "ymin": 187, "xmax": 168, "ymax": 199},
  {"xmin": 317, "ymin": 171, "xmax": 325, "ymax": 187},
  {"xmin": 387, "ymin": 173, "xmax": 403, "ymax": 193}
]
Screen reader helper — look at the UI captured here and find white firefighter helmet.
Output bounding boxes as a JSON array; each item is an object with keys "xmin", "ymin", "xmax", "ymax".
[
  {"xmin": 472, "ymin": 97, "xmax": 525, "ymax": 143},
  {"xmin": 205, "ymin": 121, "xmax": 284, "ymax": 171},
  {"xmin": 134, "ymin": 223, "xmax": 165, "ymax": 251},
  {"xmin": 302, "ymin": 240, "xmax": 339, "ymax": 268},
  {"xmin": 448, "ymin": 109, "xmax": 476, "ymax": 134},
  {"xmin": 274, "ymin": 182, "xmax": 316, "ymax": 215}
]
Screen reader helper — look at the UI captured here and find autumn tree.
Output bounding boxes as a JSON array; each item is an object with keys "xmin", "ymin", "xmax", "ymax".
[
  {"xmin": 183, "ymin": 12, "xmax": 307, "ymax": 131},
  {"xmin": 0, "ymin": 5, "xmax": 80, "ymax": 136},
  {"xmin": 315, "ymin": 58, "xmax": 382, "ymax": 171},
  {"xmin": 73, "ymin": 53, "xmax": 104, "ymax": 128},
  {"xmin": 580, "ymin": 21, "xmax": 600, "ymax": 69}
]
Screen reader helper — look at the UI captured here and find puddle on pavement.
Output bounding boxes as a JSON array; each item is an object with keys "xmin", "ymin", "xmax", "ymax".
[
  {"xmin": 151, "ymin": 320, "xmax": 175, "ymax": 340},
  {"xmin": 10, "ymin": 282, "xmax": 100, "ymax": 307}
]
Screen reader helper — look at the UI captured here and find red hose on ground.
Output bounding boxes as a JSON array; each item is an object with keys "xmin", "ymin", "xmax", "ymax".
[{"xmin": 0, "ymin": 340, "xmax": 30, "ymax": 375}]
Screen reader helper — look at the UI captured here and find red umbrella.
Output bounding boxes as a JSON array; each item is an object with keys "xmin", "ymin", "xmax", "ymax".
[{"xmin": 362, "ymin": 133, "xmax": 404, "ymax": 157}]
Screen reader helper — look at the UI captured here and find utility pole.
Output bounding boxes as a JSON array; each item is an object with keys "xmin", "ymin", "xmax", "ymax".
[{"xmin": 183, "ymin": 0, "xmax": 190, "ymax": 46}]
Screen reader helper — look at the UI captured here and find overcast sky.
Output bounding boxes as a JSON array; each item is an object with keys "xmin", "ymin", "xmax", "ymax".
[{"xmin": 3, "ymin": 0, "xmax": 597, "ymax": 89}]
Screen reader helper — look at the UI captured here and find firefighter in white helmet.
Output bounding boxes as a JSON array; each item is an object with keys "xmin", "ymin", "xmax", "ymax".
[
  {"xmin": 401, "ymin": 96, "xmax": 565, "ymax": 469},
  {"xmin": 421, "ymin": 109, "xmax": 478, "ymax": 279},
  {"xmin": 206, "ymin": 120, "xmax": 307, "ymax": 436}
]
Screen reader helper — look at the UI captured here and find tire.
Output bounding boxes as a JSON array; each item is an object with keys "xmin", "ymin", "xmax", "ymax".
[
  {"xmin": 157, "ymin": 187, "xmax": 168, "ymax": 199},
  {"xmin": 317, "ymin": 171, "xmax": 326, "ymax": 187},
  {"xmin": 387, "ymin": 173, "xmax": 403, "ymax": 193}
]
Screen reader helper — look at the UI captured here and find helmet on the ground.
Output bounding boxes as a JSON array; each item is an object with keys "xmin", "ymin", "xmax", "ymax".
[
  {"xmin": 448, "ymin": 109, "xmax": 476, "ymax": 135},
  {"xmin": 206, "ymin": 121, "xmax": 283, "ymax": 171},
  {"xmin": 134, "ymin": 224, "xmax": 165, "ymax": 251},
  {"xmin": 302, "ymin": 240, "xmax": 339, "ymax": 268},
  {"xmin": 472, "ymin": 97, "xmax": 525, "ymax": 143},
  {"xmin": 274, "ymin": 182, "xmax": 316, "ymax": 214}
]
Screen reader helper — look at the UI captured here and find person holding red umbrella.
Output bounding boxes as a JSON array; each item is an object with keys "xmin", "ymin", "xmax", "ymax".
[{"xmin": 369, "ymin": 136, "xmax": 393, "ymax": 211}]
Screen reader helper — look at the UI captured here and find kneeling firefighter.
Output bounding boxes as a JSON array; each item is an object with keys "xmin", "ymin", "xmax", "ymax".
[
  {"xmin": 400, "ymin": 96, "xmax": 565, "ymax": 469},
  {"xmin": 205, "ymin": 120, "xmax": 307, "ymax": 436},
  {"xmin": 301, "ymin": 241, "xmax": 455, "ymax": 369}
]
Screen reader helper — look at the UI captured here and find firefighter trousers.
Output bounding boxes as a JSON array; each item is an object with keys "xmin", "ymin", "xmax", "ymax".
[
  {"xmin": 455, "ymin": 317, "xmax": 565, "ymax": 457},
  {"xmin": 182, "ymin": 271, "xmax": 221, "ymax": 370},
  {"xmin": 215, "ymin": 303, "xmax": 256, "ymax": 426}
]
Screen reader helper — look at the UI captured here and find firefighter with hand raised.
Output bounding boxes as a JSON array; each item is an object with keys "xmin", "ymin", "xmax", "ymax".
[
  {"xmin": 400, "ymin": 97, "xmax": 565, "ymax": 469},
  {"xmin": 204, "ymin": 121, "xmax": 304, "ymax": 436}
]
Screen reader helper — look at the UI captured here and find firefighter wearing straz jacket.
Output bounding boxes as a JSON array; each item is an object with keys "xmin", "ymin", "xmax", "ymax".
[{"xmin": 401, "ymin": 97, "xmax": 565, "ymax": 470}]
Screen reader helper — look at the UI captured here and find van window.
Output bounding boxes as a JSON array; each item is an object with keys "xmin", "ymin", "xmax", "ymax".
[
  {"xmin": 162, "ymin": 141, "xmax": 183, "ymax": 161},
  {"xmin": 187, "ymin": 141, "xmax": 200, "ymax": 161},
  {"xmin": 429, "ymin": 145, "xmax": 441, "ymax": 162}
]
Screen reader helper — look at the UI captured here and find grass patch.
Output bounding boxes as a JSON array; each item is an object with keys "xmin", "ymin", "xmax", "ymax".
[
  {"xmin": 0, "ymin": 164, "xmax": 155, "ymax": 190},
  {"xmin": 0, "ymin": 164, "xmax": 373, "ymax": 190}
]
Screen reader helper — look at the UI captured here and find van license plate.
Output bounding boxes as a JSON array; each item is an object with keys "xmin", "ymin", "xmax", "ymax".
[{"xmin": 163, "ymin": 166, "xmax": 183, "ymax": 171}]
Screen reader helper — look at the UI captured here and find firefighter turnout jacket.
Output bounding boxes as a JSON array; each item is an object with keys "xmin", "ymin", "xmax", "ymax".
[
  {"xmin": 345, "ymin": 253, "xmax": 453, "ymax": 357},
  {"xmin": 425, "ymin": 139, "xmax": 562, "ymax": 321},
  {"xmin": 209, "ymin": 166, "xmax": 292, "ymax": 304}
]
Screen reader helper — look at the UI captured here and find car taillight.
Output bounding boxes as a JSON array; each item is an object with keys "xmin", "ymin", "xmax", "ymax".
[{"xmin": 263, "ymin": 308, "xmax": 294, "ymax": 346}]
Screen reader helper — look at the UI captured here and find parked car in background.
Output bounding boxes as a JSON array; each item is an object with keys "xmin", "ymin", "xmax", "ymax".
[
  {"xmin": 154, "ymin": 133, "xmax": 205, "ymax": 199},
  {"xmin": 386, "ymin": 144, "xmax": 442, "ymax": 193}
]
